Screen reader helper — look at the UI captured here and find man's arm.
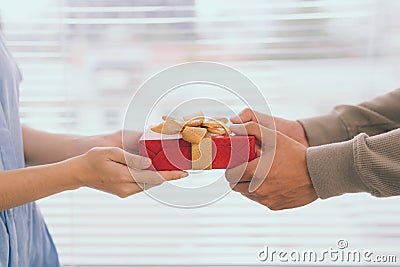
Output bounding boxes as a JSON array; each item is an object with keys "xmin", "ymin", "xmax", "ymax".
[
  {"xmin": 225, "ymin": 89, "xmax": 400, "ymax": 209},
  {"xmin": 307, "ymin": 128, "xmax": 400, "ymax": 199},
  {"xmin": 232, "ymin": 89, "xmax": 400, "ymax": 148},
  {"xmin": 22, "ymin": 125, "xmax": 141, "ymax": 165},
  {"xmin": 299, "ymin": 89, "xmax": 400, "ymax": 146}
]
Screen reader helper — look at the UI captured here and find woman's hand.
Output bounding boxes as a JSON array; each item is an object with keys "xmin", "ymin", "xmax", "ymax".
[
  {"xmin": 70, "ymin": 147, "xmax": 188, "ymax": 198},
  {"xmin": 98, "ymin": 130, "xmax": 142, "ymax": 153}
]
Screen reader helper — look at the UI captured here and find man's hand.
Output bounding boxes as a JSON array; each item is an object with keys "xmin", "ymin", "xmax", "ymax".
[
  {"xmin": 225, "ymin": 122, "xmax": 317, "ymax": 210},
  {"xmin": 231, "ymin": 108, "xmax": 309, "ymax": 147},
  {"xmin": 70, "ymin": 147, "xmax": 188, "ymax": 198}
]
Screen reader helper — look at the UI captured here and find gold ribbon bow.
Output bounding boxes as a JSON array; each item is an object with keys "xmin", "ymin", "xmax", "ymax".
[{"xmin": 151, "ymin": 112, "xmax": 232, "ymax": 170}]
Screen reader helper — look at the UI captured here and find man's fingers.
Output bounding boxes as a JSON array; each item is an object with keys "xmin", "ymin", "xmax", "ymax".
[
  {"xmin": 256, "ymin": 146, "xmax": 262, "ymax": 157},
  {"xmin": 225, "ymin": 158, "xmax": 259, "ymax": 184},
  {"xmin": 230, "ymin": 122, "xmax": 275, "ymax": 145},
  {"xmin": 130, "ymin": 169, "xmax": 188, "ymax": 184},
  {"xmin": 226, "ymin": 153, "xmax": 274, "ymax": 194},
  {"xmin": 230, "ymin": 109, "xmax": 275, "ymax": 129},
  {"xmin": 227, "ymin": 123, "xmax": 276, "ymax": 194},
  {"xmin": 249, "ymin": 152, "xmax": 274, "ymax": 193},
  {"xmin": 230, "ymin": 122, "xmax": 260, "ymax": 139},
  {"xmin": 108, "ymin": 147, "xmax": 152, "ymax": 170},
  {"xmin": 231, "ymin": 182, "xmax": 250, "ymax": 194},
  {"xmin": 230, "ymin": 108, "xmax": 258, "ymax": 124}
]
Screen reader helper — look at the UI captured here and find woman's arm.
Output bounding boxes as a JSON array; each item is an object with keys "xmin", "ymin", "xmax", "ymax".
[
  {"xmin": 22, "ymin": 125, "xmax": 141, "ymax": 165},
  {"xmin": 0, "ymin": 157, "xmax": 80, "ymax": 210},
  {"xmin": 0, "ymin": 147, "xmax": 187, "ymax": 211}
]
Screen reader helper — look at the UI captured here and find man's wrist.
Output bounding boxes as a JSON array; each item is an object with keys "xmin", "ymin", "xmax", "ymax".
[
  {"xmin": 293, "ymin": 121, "xmax": 310, "ymax": 147},
  {"xmin": 306, "ymin": 139, "xmax": 370, "ymax": 199},
  {"xmin": 299, "ymin": 114, "xmax": 349, "ymax": 146}
]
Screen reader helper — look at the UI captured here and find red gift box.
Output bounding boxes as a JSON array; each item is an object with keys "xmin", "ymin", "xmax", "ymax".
[{"xmin": 139, "ymin": 130, "xmax": 256, "ymax": 171}]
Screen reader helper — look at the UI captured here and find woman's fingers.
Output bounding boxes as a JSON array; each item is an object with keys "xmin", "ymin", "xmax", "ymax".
[
  {"xmin": 107, "ymin": 168, "xmax": 188, "ymax": 198},
  {"xmin": 107, "ymin": 147, "xmax": 152, "ymax": 169},
  {"xmin": 129, "ymin": 169, "xmax": 188, "ymax": 184}
]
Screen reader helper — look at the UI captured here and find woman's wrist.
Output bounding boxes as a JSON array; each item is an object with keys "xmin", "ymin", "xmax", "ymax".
[{"xmin": 59, "ymin": 156, "xmax": 87, "ymax": 190}]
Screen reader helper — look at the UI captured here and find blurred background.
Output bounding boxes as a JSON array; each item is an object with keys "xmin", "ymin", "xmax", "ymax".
[{"xmin": 1, "ymin": 0, "xmax": 400, "ymax": 265}]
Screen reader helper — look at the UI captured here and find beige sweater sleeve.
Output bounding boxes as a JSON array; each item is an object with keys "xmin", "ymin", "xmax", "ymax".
[
  {"xmin": 299, "ymin": 89, "xmax": 400, "ymax": 146},
  {"xmin": 298, "ymin": 89, "xmax": 400, "ymax": 199}
]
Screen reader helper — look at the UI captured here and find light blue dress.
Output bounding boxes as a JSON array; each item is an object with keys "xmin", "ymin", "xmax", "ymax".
[{"xmin": 0, "ymin": 35, "xmax": 59, "ymax": 266}]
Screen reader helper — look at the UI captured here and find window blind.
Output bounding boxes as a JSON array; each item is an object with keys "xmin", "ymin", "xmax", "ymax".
[{"xmin": 1, "ymin": 0, "xmax": 400, "ymax": 265}]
